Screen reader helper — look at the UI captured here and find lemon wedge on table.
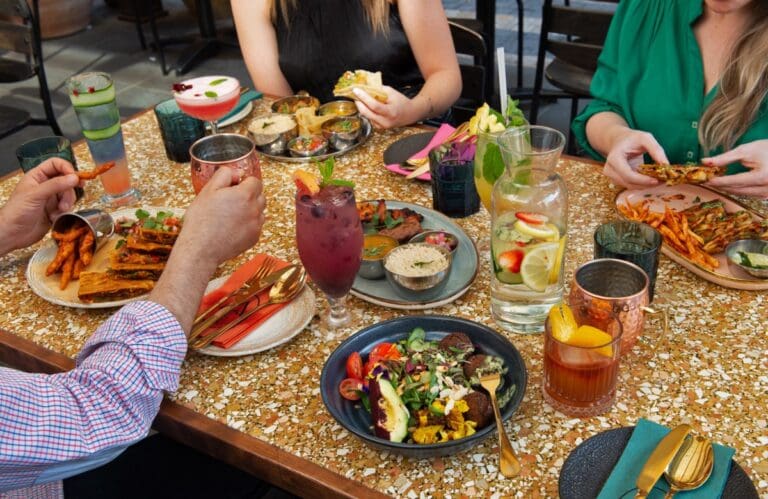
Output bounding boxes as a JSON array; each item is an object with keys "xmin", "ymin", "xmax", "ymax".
[{"xmin": 520, "ymin": 242, "xmax": 559, "ymax": 292}]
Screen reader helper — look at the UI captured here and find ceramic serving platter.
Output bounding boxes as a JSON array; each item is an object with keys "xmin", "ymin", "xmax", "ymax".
[
  {"xmin": 350, "ymin": 200, "xmax": 479, "ymax": 310},
  {"xmin": 26, "ymin": 206, "xmax": 183, "ymax": 308},
  {"xmin": 616, "ymin": 184, "xmax": 768, "ymax": 291}
]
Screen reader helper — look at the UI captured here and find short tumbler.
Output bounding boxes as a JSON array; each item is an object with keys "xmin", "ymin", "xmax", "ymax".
[
  {"xmin": 16, "ymin": 136, "xmax": 84, "ymax": 200},
  {"xmin": 428, "ymin": 145, "xmax": 480, "ymax": 218},
  {"xmin": 154, "ymin": 98, "xmax": 206, "ymax": 163},
  {"xmin": 594, "ymin": 221, "xmax": 661, "ymax": 301}
]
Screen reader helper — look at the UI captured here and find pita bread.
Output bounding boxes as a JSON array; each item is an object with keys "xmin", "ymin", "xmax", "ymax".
[
  {"xmin": 333, "ymin": 70, "xmax": 388, "ymax": 103},
  {"xmin": 638, "ymin": 164, "xmax": 726, "ymax": 185},
  {"xmin": 295, "ymin": 107, "xmax": 336, "ymax": 136}
]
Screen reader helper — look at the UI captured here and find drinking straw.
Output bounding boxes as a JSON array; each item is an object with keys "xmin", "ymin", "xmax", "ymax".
[{"xmin": 497, "ymin": 47, "xmax": 508, "ymax": 120}]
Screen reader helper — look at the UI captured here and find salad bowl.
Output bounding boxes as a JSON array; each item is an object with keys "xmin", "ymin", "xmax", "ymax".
[{"xmin": 320, "ymin": 315, "xmax": 527, "ymax": 458}]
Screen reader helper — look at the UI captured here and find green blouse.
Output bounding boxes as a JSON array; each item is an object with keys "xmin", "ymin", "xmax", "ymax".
[{"xmin": 571, "ymin": 0, "xmax": 768, "ymax": 174}]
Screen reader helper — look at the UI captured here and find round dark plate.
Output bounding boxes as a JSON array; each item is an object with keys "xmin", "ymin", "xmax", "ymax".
[
  {"xmin": 559, "ymin": 427, "xmax": 759, "ymax": 499},
  {"xmin": 382, "ymin": 131, "xmax": 436, "ymax": 166},
  {"xmin": 320, "ymin": 315, "xmax": 527, "ymax": 458}
]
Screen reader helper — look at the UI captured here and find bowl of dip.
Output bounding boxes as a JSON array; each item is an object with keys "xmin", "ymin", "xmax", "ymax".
[
  {"xmin": 271, "ymin": 95, "xmax": 321, "ymax": 114},
  {"xmin": 359, "ymin": 234, "xmax": 398, "ymax": 279},
  {"xmin": 248, "ymin": 113, "xmax": 298, "ymax": 155},
  {"xmin": 321, "ymin": 116, "xmax": 362, "ymax": 151},
  {"xmin": 318, "ymin": 100, "xmax": 358, "ymax": 118},
  {"xmin": 383, "ymin": 242, "xmax": 453, "ymax": 300},
  {"xmin": 287, "ymin": 135, "xmax": 329, "ymax": 157}
]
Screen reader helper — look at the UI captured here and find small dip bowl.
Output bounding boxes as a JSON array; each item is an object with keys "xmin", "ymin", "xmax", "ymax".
[
  {"xmin": 287, "ymin": 135, "xmax": 329, "ymax": 157},
  {"xmin": 52, "ymin": 209, "xmax": 115, "ymax": 253},
  {"xmin": 383, "ymin": 242, "xmax": 453, "ymax": 299},
  {"xmin": 271, "ymin": 95, "xmax": 321, "ymax": 114},
  {"xmin": 359, "ymin": 234, "xmax": 398, "ymax": 280},
  {"xmin": 248, "ymin": 113, "xmax": 298, "ymax": 155},
  {"xmin": 322, "ymin": 116, "xmax": 362, "ymax": 151},
  {"xmin": 318, "ymin": 100, "xmax": 358, "ymax": 118},
  {"xmin": 409, "ymin": 230, "xmax": 459, "ymax": 258},
  {"xmin": 725, "ymin": 239, "xmax": 768, "ymax": 279}
]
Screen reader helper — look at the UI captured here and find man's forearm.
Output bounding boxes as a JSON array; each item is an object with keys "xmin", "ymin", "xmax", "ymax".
[{"xmin": 148, "ymin": 237, "xmax": 219, "ymax": 335}]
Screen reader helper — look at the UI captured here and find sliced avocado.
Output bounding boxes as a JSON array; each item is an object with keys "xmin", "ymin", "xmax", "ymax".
[{"xmin": 369, "ymin": 375, "xmax": 409, "ymax": 443}]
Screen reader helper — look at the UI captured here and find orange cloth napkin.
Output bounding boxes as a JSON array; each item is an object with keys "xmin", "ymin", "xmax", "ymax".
[{"xmin": 196, "ymin": 254, "xmax": 291, "ymax": 349}]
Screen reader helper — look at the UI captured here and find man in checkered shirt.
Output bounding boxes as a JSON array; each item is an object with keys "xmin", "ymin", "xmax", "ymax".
[{"xmin": 0, "ymin": 159, "xmax": 266, "ymax": 498}]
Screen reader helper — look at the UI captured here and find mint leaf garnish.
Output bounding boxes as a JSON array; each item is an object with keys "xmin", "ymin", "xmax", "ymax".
[
  {"xmin": 204, "ymin": 91, "xmax": 218, "ymax": 98},
  {"xmin": 328, "ymin": 179, "xmax": 355, "ymax": 188},
  {"xmin": 209, "ymin": 78, "xmax": 227, "ymax": 86}
]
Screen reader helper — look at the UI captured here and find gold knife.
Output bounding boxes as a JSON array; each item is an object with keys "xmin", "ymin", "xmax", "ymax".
[
  {"xmin": 634, "ymin": 424, "xmax": 692, "ymax": 498},
  {"xmin": 189, "ymin": 265, "xmax": 296, "ymax": 341}
]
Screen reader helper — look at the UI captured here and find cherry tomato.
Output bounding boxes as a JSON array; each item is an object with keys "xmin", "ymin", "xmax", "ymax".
[
  {"xmin": 516, "ymin": 212, "xmax": 548, "ymax": 225},
  {"xmin": 345, "ymin": 352, "xmax": 363, "ymax": 380},
  {"xmin": 363, "ymin": 359, "xmax": 379, "ymax": 378},
  {"xmin": 369, "ymin": 342, "xmax": 401, "ymax": 361},
  {"xmin": 339, "ymin": 377, "xmax": 364, "ymax": 401},
  {"xmin": 498, "ymin": 250, "xmax": 525, "ymax": 273}
]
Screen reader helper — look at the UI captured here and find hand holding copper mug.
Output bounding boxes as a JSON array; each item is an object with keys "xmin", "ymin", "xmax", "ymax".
[
  {"xmin": 569, "ymin": 258, "xmax": 667, "ymax": 355},
  {"xmin": 189, "ymin": 133, "xmax": 261, "ymax": 194}
]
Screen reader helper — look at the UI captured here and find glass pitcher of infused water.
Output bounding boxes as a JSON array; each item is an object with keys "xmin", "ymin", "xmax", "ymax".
[{"xmin": 490, "ymin": 166, "xmax": 568, "ymax": 333}]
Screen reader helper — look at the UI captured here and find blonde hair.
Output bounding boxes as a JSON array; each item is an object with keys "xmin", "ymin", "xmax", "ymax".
[
  {"xmin": 270, "ymin": 0, "xmax": 390, "ymax": 35},
  {"xmin": 699, "ymin": 2, "xmax": 768, "ymax": 152}
]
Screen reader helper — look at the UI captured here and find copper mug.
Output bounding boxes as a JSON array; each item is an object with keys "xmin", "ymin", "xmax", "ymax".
[
  {"xmin": 569, "ymin": 258, "xmax": 652, "ymax": 355},
  {"xmin": 189, "ymin": 133, "xmax": 261, "ymax": 194}
]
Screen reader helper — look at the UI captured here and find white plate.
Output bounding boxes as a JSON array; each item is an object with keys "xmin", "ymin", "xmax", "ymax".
[
  {"xmin": 195, "ymin": 276, "xmax": 316, "ymax": 357},
  {"xmin": 212, "ymin": 101, "xmax": 253, "ymax": 129},
  {"xmin": 26, "ymin": 206, "xmax": 184, "ymax": 309}
]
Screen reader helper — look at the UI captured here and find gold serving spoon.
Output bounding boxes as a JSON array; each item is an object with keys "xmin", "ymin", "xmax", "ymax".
[
  {"xmin": 479, "ymin": 372, "xmax": 521, "ymax": 478},
  {"xmin": 663, "ymin": 434, "xmax": 714, "ymax": 498}
]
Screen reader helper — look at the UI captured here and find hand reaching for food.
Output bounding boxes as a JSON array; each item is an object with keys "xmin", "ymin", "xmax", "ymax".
[
  {"xmin": 704, "ymin": 140, "xmax": 768, "ymax": 198},
  {"xmin": 602, "ymin": 129, "xmax": 669, "ymax": 189},
  {"xmin": 352, "ymin": 86, "xmax": 416, "ymax": 129},
  {"xmin": 0, "ymin": 158, "xmax": 80, "ymax": 255}
]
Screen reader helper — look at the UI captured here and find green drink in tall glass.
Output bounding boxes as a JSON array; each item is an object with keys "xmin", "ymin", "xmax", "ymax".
[
  {"xmin": 67, "ymin": 72, "xmax": 140, "ymax": 206},
  {"xmin": 470, "ymin": 100, "xmax": 528, "ymax": 212}
]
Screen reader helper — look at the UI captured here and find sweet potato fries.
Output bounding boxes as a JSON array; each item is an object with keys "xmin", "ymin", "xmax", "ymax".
[
  {"xmin": 46, "ymin": 221, "xmax": 95, "ymax": 289},
  {"xmin": 619, "ymin": 200, "xmax": 720, "ymax": 271},
  {"xmin": 76, "ymin": 161, "xmax": 115, "ymax": 180}
]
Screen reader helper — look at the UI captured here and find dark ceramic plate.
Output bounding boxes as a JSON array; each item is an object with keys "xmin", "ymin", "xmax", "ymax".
[
  {"xmin": 320, "ymin": 315, "xmax": 527, "ymax": 458},
  {"xmin": 559, "ymin": 427, "xmax": 758, "ymax": 499},
  {"xmin": 382, "ymin": 132, "xmax": 436, "ymax": 166}
]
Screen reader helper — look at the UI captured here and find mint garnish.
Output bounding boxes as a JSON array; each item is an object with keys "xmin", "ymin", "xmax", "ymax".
[
  {"xmin": 204, "ymin": 91, "xmax": 218, "ymax": 98},
  {"xmin": 315, "ymin": 157, "xmax": 355, "ymax": 189},
  {"xmin": 209, "ymin": 78, "xmax": 227, "ymax": 86}
]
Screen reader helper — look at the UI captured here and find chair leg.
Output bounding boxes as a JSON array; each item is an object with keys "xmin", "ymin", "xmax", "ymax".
[
  {"xmin": 132, "ymin": 0, "xmax": 148, "ymax": 50},
  {"xmin": 146, "ymin": 5, "xmax": 170, "ymax": 75},
  {"xmin": 516, "ymin": 0, "xmax": 524, "ymax": 90},
  {"xmin": 567, "ymin": 97, "xmax": 579, "ymax": 155},
  {"xmin": 31, "ymin": 0, "xmax": 62, "ymax": 136}
]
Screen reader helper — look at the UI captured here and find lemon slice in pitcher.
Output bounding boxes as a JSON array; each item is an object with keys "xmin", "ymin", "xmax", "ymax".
[{"xmin": 520, "ymin": 242, "xmax": 559, "ymax": 292}]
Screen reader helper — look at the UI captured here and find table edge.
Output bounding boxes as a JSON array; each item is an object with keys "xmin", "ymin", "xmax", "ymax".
[{"xmin": 0, "ymin": 327, "xmax": 386, "ymax": 499}]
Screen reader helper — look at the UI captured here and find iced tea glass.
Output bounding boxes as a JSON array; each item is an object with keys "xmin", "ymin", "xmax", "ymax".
[
  {"xmin": 295, "ymin": 185, "xmax": 363, "ymax": 329},
  {"xmin": 542, "ymin": 314, "xmax": 623, "ymax": 417}
]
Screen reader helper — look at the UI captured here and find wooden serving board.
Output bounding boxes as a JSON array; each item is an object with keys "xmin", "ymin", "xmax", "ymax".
[{"xmin": 615, "ymin": 184, "xmax": 768, "ymax": 291}]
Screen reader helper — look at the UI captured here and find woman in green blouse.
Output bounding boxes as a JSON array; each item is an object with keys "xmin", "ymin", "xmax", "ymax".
[{"xmin": 572, "ymin": 0, "xmax": 768, "ymax": 198}]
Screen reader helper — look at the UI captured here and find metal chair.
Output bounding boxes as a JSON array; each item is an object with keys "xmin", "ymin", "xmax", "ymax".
[
  {"xmin": 447, "ymin": 0, "xmax": 495, "ymax": 106},
  {"xmin": 529, "ymin": 0, "xmax": 617, "ymax": 153},
  {"xmin": 449, "ymin": 21, "xmax": 487, "ymax": 125},
  {"xmin": 0, "ymin": 0, "xmax": 62, "ymax": 139}
]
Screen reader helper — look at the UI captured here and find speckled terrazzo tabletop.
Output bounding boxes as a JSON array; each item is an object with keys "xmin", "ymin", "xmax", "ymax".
[{"xmin": 1, "ymin": 99, "xmax": 766, "ymax": 498}]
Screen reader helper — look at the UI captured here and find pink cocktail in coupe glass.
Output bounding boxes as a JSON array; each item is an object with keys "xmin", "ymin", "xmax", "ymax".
[
  {"xmin": 172, "ymin": 76, "xmax": 240, "ymax": 134},
  {"xmin": 296, "ymin": 184, "xmax": 363, "ymax": 329}
]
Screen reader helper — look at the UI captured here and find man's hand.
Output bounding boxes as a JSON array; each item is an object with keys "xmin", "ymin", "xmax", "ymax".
[
  {"xmin": 0, "ymin": 158, "xmax": 79, "ymax": 255},
  {"xmin": 704, "ymin": 140, "xmax": 768, "ymax": 198},
  {"xmin": 603, "ymin": 130, "xmax": 669, "ymax": 190},
  {"xmin": 150, "ymin": 167, "xmax": 267, "ymax": 333}
]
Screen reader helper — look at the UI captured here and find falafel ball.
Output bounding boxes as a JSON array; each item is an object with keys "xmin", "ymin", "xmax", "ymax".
[
  {"xmin": 438, "ymin": 332, "xmax": 475, "ymax": 356},
  {"xmin": 463, "ymin": 391, "xmax": 493, "ymax": 429},
  {"xmin": 463, "ymin": 353, "xmax": 487, "ymax": 380}
]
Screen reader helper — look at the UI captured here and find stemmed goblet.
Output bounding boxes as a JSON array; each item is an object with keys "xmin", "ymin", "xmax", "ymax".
[{"xmin": 173, "ymin": 76, "xmax": 240, "ymax": 134}]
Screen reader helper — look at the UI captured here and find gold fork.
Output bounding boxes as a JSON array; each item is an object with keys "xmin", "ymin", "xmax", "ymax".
[
  {"xmin": 479, "ymin": 372, "xmax": 521, "ymax": 478},
  {"xmin": 191, "ymin": 256, "xmax": 278, "ymax": 332}
]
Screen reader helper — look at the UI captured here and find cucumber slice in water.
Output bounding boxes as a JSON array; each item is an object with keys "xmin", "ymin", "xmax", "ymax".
[{"xmin": 82, "ymin": 122, "xmax": 121, "ymax": 141}]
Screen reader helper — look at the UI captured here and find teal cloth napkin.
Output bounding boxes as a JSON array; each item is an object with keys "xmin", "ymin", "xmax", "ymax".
[
  {"xmin": 598, "ymin": 419, "xmax": 734, "ymax": 499},
  {"xmin": 220, "ymin": 89, "xmax": 262, "ymax": 123}
]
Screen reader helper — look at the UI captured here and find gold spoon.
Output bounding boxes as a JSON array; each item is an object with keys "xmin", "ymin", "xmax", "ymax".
[
  {"xmin": 479, "ymin": 372, "xmax": 521, "ymax": 478},
  {"xmin": 191, "ymin": 267, "xmax": 306, "ymax": 349},
  {"xmin": 663, "ymin": 434, "xmax": 714, "ymax": 498}
]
